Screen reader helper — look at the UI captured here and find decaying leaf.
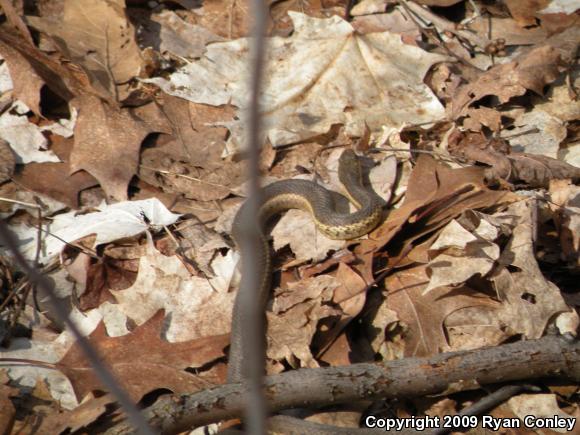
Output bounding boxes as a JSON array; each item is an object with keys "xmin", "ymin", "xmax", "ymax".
[
  {"xmin": 9, "ymin": 198, "xmax": 181, "ymax": 262},
  {"xmin": 361, "ymin": 155, "xmax": 516, "ymax": 256},
  {"xmin": 35, "ymin": 394, "xmax": 116, "ymax": 434},
  {"xmin": 503, "ymin": 0, "xmax": 551, "ymax": 26},
  {"xmin": 0, "ymin": 102, "xmax": 60, "ymax": 163},
  {"xmin": 191, "ymin": 0, "xmax": 251, "ymax": 39},
  {"xmin": 549, "ymin": 180, "xmax": 580, "ymax": 263},
  {"xmin": 0, "ymin": 44, "xmax": 44, "ymax": 116},
  {"xmin": 26, "ymin": 0, "xmax": 143, "ymax": 100},
  {"xmin": 69, "ymin": 95, "xmax": 155, "ymax": 201},
  {"xmin": 268, "ymin": 274, "xmax": 341, "ymax": 368},
  {"xmin": 493, "ymin": 200, "xmax": 575, "ymax": 338},
  {"xmin": 110, "ymin": 240, "xmax": 236, "ymax": 342},
  {"xmin": 384, "ymin": 265, "xmax": 502, "ymax": 356},
  {"xmin": 509, "ymin": 394, "xmax": 578, "ymax": 432},
  {"xmin": 451, "ymin": 23, "xmax": 580, "ymax": 123},
  {"xmin": 0, "ymin": 28, "xmax": 99, "ymax": 104},
  {"xmin": 57, "ymin": 310, "xmax": 228, "ymax": 402},
  {"xmin": 138, "ymin": 96, "xmax": 243, "ymax": 201},
  {"xmin": 14, "ymin": 161, "xmax": 98, "ymax": 208},
  {"xmin": 484, "ymin": 153, "xmax": 580, "ymax": 189},
  {"xmin": 0, "ymin": 371, "xmax": 18, "ymax": 435},
  {"xmin": 503, "ymin": 110, "xmax": 567, "ymax": 158},
  {"xmin": 147, "ymin": 12, "xmax": 448, "ymax": 153},
  {"xmin": 146, "ymin": 10, "xmax": 224, "ymax": 58},
  {"xmin": 0, "ymin": 138, "xmax": 15, "ymax": 183},
  {"xmin": 424, "ymin": 218, "xmax": 500, "ymax": 294}
]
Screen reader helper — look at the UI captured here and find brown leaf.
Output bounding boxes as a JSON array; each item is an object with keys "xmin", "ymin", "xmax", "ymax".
[
  {"xmin": 78, "ymin": 255, "xmax": 139, "ymax": 311},
  {"xmin": 56, "ymin": 310, "xmax": 228, "ymax": 402},
  {"xmin": 451, "ymin": 45, "xmax": 566, "ymax": 118},
  {"xmin": 0, "ymin": 139, "xmax": 15, "ymax": 183},
  {"xmin": 310, "ymin": 263, "xmax": 370, "ymax": 361},
  {"xmin": 0, "ymin": 30, "xmax": 100, "ymax": 108},
  {"xmin": 0, "ymin": 34, "xmax": 45, "ymax": 116},
  {"xmin": 503, "ymin": 0, "xmax": 551, "ymax": 27},
  {"xmin": 0, "ymin": 0, "xmax": 33, "ymax": 45},
  {"xmin": 468, "ymin": 16, "xmax": 548, "ymax": 47},
  {"xmin": 15, "ymin": 162, "xmax": 98, "ymax": 208},
  {"xmin": 0, "ymin": 371, "xmax": 17, "ymax": 435},
  {"xmin": 70, "ymin": 95, "xmax": 154, "ymax": 201},
  {"xmin": 493, "ymin": 200, "xmax": 574, "ymax": 338},
  {"xmin": 463, "ymin": 107, "xmax": 502, "ymax": 132},
  {"xmin": 360, "ymin": 155, "xmax": 516, "ymax": 255},
  {"xmin": 484, "ymin": 153, "xmax": 580, "ymax": 188},
  {"xmin": 385, "ymin": 265, "xmax": 501, "ymax": 357},
  {"xmin": 26, "ymin": 0, "xmax": 143, "ymax": 100},
  {"xmin": 13, "ymin": 130, "xmax": 97, "ymax": 207},
  {"xmin": 268, "ymin": 275, "xmax": 340, "ymax": 369},
  {"xmin": 139, "ymin": 97, "xmax": 243, "ymax": 201},
  {"xmin": 194, "ymin": 0, "xmax": 251, "ymax": 39},
  {"xmin": 140, "ymin": 10, "xmax": 225, "ymax": 59},
  {"xmin": 36, "ymin": 394, "xmax": 115, "ymax": 434},
  {"xmin": 414, "ymin": 0, "xmax": 463, "ymax": 5},
  {"xmin": 548, "ymin": 180, "xmax": 580, "ymax": 263}
]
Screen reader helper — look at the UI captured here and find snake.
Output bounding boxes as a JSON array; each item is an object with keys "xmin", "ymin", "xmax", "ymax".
[{"xmin": 228, "ymin": 149, "xmax": 382, "ymax": 383}]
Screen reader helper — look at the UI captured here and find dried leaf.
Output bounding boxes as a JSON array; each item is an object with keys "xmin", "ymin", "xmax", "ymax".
[
  {"xmin": 0, "ymin": 138, "xmax": 15, "ymax": 183},
  {"xmin": 147, "ymin": 12, "xmax": 448, "ymax": 153},
  {"xmin": 0, "ymin": 371, "xmax": 17, "ymax": 434},
  {"xmin": 0, "ymin": 30, "xmax": 98, "ymax": 105},
  {"xmin": 57, "ymin": 310, "xmax": 228, "ymax": 402},
  {"xmin": 549, "ymin": 180, "xmax": 580, "ymax": 263},
  {"xmin": 385, "ymin": 265, "xmax": 501, "ymax": 356},
  {"xmin": 493, "ymin": 200, "xmax": 574, "ymax": 338},
  {"xmin": 503, "ymin": 110, "xmax": 567, "ymax": 158},
  {"xmin": 12, "ymin": 198, "xmax": 181, "ymax": 262},
  {"xmin": 36, "ymin": 394, "xmax": 115, "ymax": 434},
  {"xmin": 193, "ymin": 0, "xmax": 251, "ymax": 39},
  {"xmin": 0, "ymin": 0, "xmax": 33, "ymax": 45},
  {"xmin": 146, "ymin": 10, "xmax": 224, "ymax": 58},
  {"xmin": 484, "ymin": 153, "xmax": 580, "ymax": 188},
  {"xmin": 509, "ymin": 394, "xmax": 578, "ymax": 432},
  {"xmin": 268, "ymin": 275, "xmax": 340, "ymax": 368},
  {"xmin": 504, "ymin": 0, "xmax": 551, "ymax": 26},
  {"xmin": 110, "ymin": 242, "xmax": 236, "ymax": 342},
  {"xmin": 26, "ymin": 0, "xmax": 143, "ymax": 100},
  {"xmin": 451, "ymin": 45, "xmax": 566, "ymax": 118},
  {"xmin": 0, "ymin": 102, "xmax": 60, "ymax": 163},
  {"xmin": 424, "ymin": 219, "xmax": 500, "ymax": 294},
  {"xmin": 361, "ymin": 155, "xmax": 516, "ymax": 255},
  {"xmin": 70, "ymin": 95, "xmax": 154, "ymax": 201},
  {"xmin": 139, "ymin": 97, "xmax": 242, "ymax": 201},
  {"xmin": 14, "ymin": 162, "xmax": 98, "ymax": 208},
  {"xmin": 0, "ymin": 36, "xmax": 44, "ymax": 115}
]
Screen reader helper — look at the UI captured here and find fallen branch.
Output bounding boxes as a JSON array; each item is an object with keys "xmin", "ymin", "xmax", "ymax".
[{"xmin": 106, "ymin": 334, "xmax": 580, "ymax": 435}]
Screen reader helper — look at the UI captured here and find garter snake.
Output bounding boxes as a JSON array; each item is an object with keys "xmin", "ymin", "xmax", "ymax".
[{"xmin": 228, "ymin": 149, "xmax": 382, "ymax": 382}]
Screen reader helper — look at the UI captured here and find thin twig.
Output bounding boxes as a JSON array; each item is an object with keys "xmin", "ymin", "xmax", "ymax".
[
  {"xmin": 139, "ymin": 164, "xmax": 234, "ymax": 192},
  {"xmin": 235, "ymin": 0, "xmax": 269, "ymax": 433}
]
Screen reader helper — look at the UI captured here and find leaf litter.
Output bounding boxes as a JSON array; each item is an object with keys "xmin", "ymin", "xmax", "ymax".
[{"xmin": 0, "ymin": 0, "xmax": 579, "ymax": 432}]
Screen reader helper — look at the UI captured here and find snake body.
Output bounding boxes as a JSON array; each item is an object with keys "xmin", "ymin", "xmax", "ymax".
[{"xmin": 228, "ymin": 150, "xmax": 382, "ymax": 382}]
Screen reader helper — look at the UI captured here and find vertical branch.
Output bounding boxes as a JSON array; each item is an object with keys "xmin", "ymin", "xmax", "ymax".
[
  {"xmin": 0, "ymin": 222, "xmax": 156, "ymax": 435},
  {"xmin": 238, "ymin": 0, "xmax": 269, "ymax": 433}
]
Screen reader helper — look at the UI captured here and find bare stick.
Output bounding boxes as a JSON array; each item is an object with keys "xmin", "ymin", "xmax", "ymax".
[{"xmin": 106, "ymin": 334, "xmax": 580, "ymax": 435}]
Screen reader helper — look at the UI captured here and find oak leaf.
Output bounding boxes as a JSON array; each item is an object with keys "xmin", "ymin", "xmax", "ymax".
[
  {"xmin": 70, "ymin": 95, "xmax": 154, "ymax": 201},
  {"xmin": 57, "ymin": 310, "xmax": 228, "ymax": 402}
]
